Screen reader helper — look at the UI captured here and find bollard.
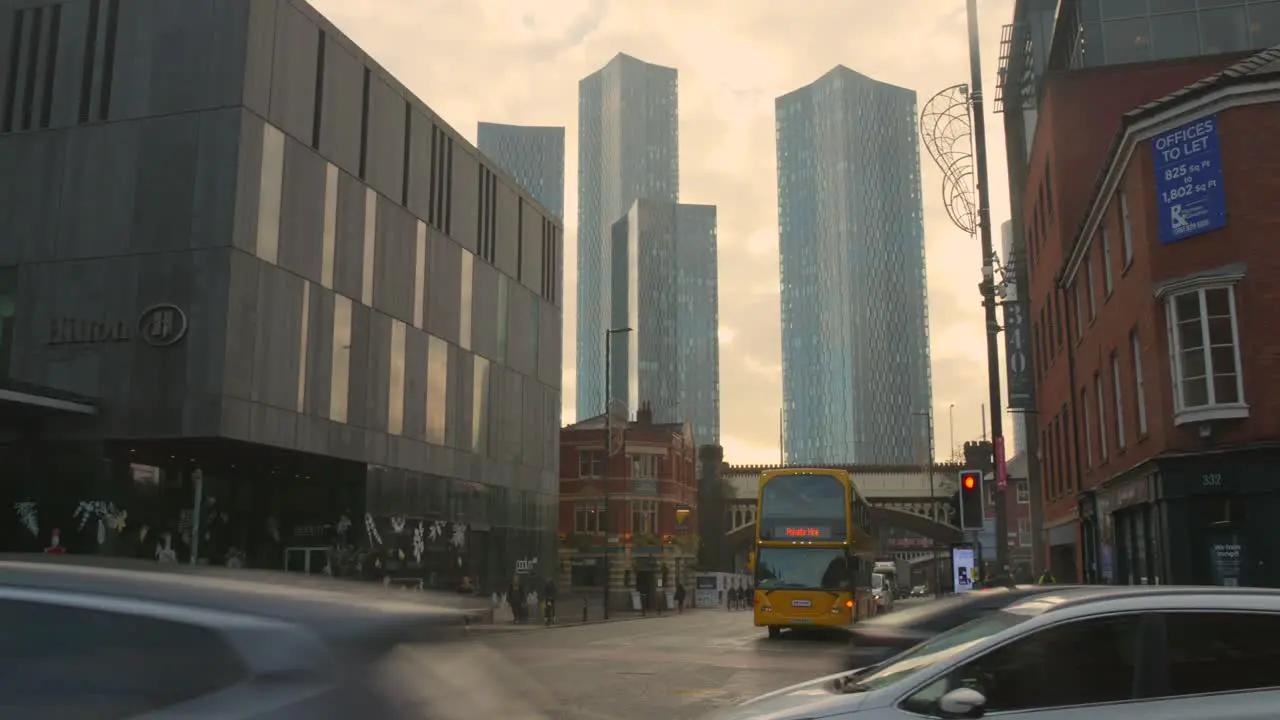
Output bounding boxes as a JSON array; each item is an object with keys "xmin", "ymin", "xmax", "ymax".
[{"xmin": 582, "ymin": 597, "xmax": 589, "ymax": 623}]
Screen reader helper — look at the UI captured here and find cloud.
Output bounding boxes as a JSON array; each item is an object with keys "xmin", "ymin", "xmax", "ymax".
[
  {"xmin": 313, "ymin": 0, "xmax": 1018, "ymax": 465},
  {"xmin": 719, "ymin": 326, "xmax": 737, "ymax": 346}
]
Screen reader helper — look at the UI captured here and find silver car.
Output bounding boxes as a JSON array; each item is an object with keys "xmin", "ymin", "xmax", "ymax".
[
  {"xmin": 0, "ymin": 555, "xmax": 553, "ymax": 719},
  {"xmin": 708, "ymin": 586, "xmax": 1280, "ymax": 719}
]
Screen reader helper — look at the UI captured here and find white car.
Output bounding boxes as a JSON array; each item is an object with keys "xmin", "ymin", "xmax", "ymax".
[
  {"xmin": 871, "ymin": 574, "xmax": 894, "ymax": 614},
  {"xmin": 705, "ymin": 586, "xmax": 1280, "ymax": 719}
]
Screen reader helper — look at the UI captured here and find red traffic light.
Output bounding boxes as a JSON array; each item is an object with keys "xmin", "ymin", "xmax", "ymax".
[{"xmin": 962, "ymin": 474, "xmax": 977, "ymax": 490}]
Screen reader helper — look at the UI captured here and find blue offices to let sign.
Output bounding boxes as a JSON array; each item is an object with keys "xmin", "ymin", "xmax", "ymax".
[{"xmin": 1152, "ymin": 114, "xmax": 1227, "ymax": 244}]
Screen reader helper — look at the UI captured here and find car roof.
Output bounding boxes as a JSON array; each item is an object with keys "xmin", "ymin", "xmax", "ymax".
[
  {"xmin": 1003, "ymin": 584, "xmax": 1280, "ymax": 616},
  {"xmin": 857, "ymin": 585, "xmax": 1075, "ymax": 629},
  {"xmin": 0, "ymin": 554, "xmax": 475, "ymax": 649}
]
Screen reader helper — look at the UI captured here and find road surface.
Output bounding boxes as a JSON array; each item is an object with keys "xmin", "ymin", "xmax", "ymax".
[{"xmin": 474, "ymin": 605, "xmax": 905, "ymax": 720}]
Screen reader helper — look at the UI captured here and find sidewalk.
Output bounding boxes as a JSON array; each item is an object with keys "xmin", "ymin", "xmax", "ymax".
[{"xmin": 467, "ymin": 596, "xmax": 699, "ymax": 633}]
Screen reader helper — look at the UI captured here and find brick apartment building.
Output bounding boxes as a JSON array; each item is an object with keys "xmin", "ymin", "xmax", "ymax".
[
  {"xmin": 557, "ymin": 402, "xmax": 698, "ymax": 608},
  {"xmin": 1033, "ymin": 47, "xmax": 1280, "ymax": 586}
]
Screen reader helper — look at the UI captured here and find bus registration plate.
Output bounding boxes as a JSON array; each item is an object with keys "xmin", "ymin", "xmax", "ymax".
[{"xmin": 791, "ymin": 599, "xmax": 812, "ymax": 607}]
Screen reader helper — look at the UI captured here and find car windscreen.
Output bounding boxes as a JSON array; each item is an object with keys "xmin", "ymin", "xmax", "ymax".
[{"xmin": 843, "ymin": 610, "xmax": 1031, "ymax": 692}]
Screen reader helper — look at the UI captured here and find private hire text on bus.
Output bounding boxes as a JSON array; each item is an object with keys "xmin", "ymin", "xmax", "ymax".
[{"xmin": 750, "ymin": 467, "xmax": 878, "ymax": 638}]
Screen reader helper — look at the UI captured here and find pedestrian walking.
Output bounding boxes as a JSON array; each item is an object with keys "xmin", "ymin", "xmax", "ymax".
[
  {"xmin": 543, "ymin": 577, "xmax": 558, "ymax": 626},
  {"xmin": 674, "ymin": 582, "xmax": 686, "ymax": 613}
]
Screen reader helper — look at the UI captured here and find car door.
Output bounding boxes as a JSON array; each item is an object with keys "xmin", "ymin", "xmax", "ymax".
[
  {"xmin": 1117, "ymin": 610, "xmax": 1280, "ymax": 719},
  {"xmin": 895, "ymin": 612, "xmax": 1149, "ymax": 718}
]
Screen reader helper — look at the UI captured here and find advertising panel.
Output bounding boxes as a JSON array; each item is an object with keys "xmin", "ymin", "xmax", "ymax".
[
  {"xmin": 951, "ymin": 544, "xmax": 976, "ymax": 594},
  {"xmin": 1153, "ymin": 114, "xmax": 1226, "ymax": 244}
]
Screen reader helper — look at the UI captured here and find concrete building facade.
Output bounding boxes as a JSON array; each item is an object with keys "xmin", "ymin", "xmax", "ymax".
[
  {"xmin": 476, "ymin": 121, "xmax": 565, "ymax": 220},
  {"xmin": 0, "ymin": 0, "xmax": 562, "ymax": 594}
]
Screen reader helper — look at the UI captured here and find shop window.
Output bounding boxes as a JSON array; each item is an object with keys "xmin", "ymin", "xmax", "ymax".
[
  {"xmin": 577, "ymin": 450, "xmax": 603, "ymax": 478},
  {"xmin": 573, "ymin": 501, "xmax": 602, "ymax": 534},
  {"xmin": 1163, "ymin": 283, "xmax": 1247, "ymax": 425},
  {"xmin": 1160, "ymin": 612, "xmax": 1280, "ymax": 698}
]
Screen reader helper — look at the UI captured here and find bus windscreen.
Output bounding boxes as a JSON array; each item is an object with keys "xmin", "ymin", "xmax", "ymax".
[{"xmin": 758, "ymin": 473, "xmax": 848, "ymax": 541}]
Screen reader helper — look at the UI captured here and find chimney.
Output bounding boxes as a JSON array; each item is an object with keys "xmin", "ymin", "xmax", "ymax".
[{"xmin": 637, "ymin": 401, "xmax": 653, "ymax": 426}]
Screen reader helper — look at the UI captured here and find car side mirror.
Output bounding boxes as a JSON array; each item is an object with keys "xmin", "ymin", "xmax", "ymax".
[{"xmin": 938, "ymin": 687, "xmax": 985, "ymax": 718}]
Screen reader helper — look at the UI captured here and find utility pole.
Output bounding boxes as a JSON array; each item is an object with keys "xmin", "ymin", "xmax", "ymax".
[
  {"xmin": 967, "ymin": 0, "xmax": 1009, "ymax": 568},
  {"xmin": 602, "ymin": 326, "xmax": 632, "ymax": 621}
]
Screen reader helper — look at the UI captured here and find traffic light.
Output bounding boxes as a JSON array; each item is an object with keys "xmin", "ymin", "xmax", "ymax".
[{"xmin": 958, "ymin": 469, "xmax": 983, "ymax": 531}]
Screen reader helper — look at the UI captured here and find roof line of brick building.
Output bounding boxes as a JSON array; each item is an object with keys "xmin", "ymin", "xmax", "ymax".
[
  {"xmin": 1058, "ymin": 44, "xmax": 1280, "ymax": 289},
  {"xmin": 723, "ymin": 462, "xmax": 966, "ymax": 473}
]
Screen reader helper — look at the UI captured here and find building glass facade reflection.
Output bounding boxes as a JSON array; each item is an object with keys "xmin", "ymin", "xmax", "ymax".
[
  {"xmin": 476, "ymin": 122, "xmax": 566, "ymax": 220},
  {"xmin": 776, "ymin": 66, "xmax": 931, "ymax": 466},
  {"xmin": 1064, "ymin": 0, "xmax": 1280, "ymax": 70},
  {"xmin": 0, "ymin": 0, "xmax": 561, "ymax": 595},
  {"xmin": 608, "ymin": 200, "xmax": 720, "ymax": 447},
  {"xmin": 577, "ymin": 53, "xmax": 679, "ymax": 421}
]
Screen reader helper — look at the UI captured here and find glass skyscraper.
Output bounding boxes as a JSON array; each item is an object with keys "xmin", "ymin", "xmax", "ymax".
[
  {"xmin": 577, "ymin": 53, "xmax": 679, "ymax": 421},
  {"xmin": 776, "ymin": 65, "xmax": 931, "ymax": 466},
  {"xmin": 476, "ymin": 122, "xmax": 565, "ymax": 220},
  {"xmin": 609, "ymin": 200, "xmax": 720, "ymax": 447}
]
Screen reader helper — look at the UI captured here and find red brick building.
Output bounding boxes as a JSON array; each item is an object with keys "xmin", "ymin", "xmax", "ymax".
[
  {"xmin": 1020, "ymin": 51, "xmax": 1255, "ymax": 580},
  {"xmin": 557, "ymin": 402, "xmax": 698, "ymax": 607},
  {"xmin": 1036, "ymin": 47, "xmax": 1280, "ymax": 586}
]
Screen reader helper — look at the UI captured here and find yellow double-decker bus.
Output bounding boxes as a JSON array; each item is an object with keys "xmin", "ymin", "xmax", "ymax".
[{"xmin": 752, "ymin": 467, "xmax": 877, "ymax": 638}]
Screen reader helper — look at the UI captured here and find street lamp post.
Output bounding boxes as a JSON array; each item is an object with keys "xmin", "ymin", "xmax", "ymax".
[
  {"xmin": 602, "ymin": 326, "xmax": 632, "ymax": 621},
  {"xmin": 949, "ymin": 404, "xmax": 955, "ymax": 462},
  {"xmin": 966, "ymin": 0, "xmax": 1009, "ymax": 569}
]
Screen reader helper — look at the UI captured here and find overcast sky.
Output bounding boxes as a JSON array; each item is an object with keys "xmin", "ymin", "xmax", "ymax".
[{"xmin": 311, "ymin": 0, "xmax": 1019, "ymax": 465}]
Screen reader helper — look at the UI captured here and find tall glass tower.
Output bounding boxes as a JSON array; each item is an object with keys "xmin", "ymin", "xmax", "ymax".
[
  {"xmin": 608, "ymin": 200, "xmax": 720, "ymax": 447},
  {"xmin": 776, "ymin": 65, "xmax": 931, "ymax": 466},
  {"xmin": 577, "ymin": 53, "xmax": 679, "ymax": 421},
  {"xmin": 476, "ymin": 122, "xmax": 565, "ymax": 220}
]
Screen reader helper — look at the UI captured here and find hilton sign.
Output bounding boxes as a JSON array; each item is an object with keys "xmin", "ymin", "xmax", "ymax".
[{"xmin": 47, "ymin": 304, "xmax": 188, "ymax": 348}]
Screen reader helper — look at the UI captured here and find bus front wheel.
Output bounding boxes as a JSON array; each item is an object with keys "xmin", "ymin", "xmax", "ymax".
[{"xmin": 767, "ymin": 626, "xmax": 781, "ymax": 639}]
